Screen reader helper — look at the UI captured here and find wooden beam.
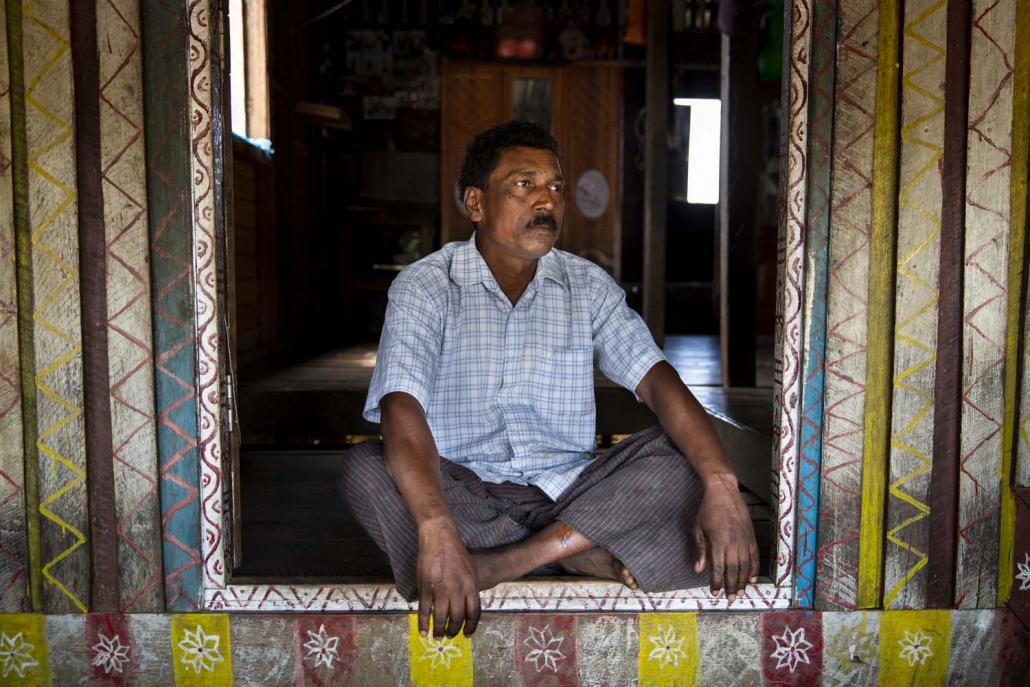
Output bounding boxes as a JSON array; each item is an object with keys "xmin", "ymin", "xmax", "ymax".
[
  {"xmin": 718, "ymin": 22, "xmax": 757, "ymax": 387},
  {"xmin": 642, "ymin": 0, "xmax": 668, "ymax": 346}
]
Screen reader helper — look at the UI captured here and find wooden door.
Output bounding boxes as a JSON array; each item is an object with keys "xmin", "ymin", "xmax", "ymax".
[{"xmin": 440, "ymin": 60, "xmax": 505, "ymax": 245}]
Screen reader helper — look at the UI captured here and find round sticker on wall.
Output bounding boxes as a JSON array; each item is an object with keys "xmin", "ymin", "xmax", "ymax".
[{"xmin": 575, "ymin": 169, "xmax": 609, "ymax": 219}]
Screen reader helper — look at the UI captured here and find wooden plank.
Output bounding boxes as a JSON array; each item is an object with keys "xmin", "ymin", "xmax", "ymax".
[
  {"xmin": 927, "ymin": 0, "xmax": 971, "ymax": 609},
  {"xmin": 0, "ymin": 0, "xmax": 30, "ymax": 613},
  {"xmin": 636, "ymin": 612, "xmax": 699, "ymax": 686},
  {"xmin": 821, "ymin": 611, "xmax": 881, "ymax": 685},
  {"xmin": 719, "ymin": 25, "xmax": 757, "ymax": 388},
  {"xmin": 696, "ymin": 613, "xmax": 761, "ymax": 685},
  {"xmin": 410, "ymin": 613, "xmax": 473, "ymax": 686},
  {"xmin": 242, "ymin": 0, "xmax": 269, "ymax": 139},
  {"xmin": 22, "ymin": 0, "xmax": 90, "ymax": 614},
  {"xmin": 97, "ymin": 0, "xmax": 163, "ymax": 613},
  {"xmin": 954, "ymin": 0, "xmax": 1016, "ymax": 609},
  {"xmin": 857, "ymin": 0, "xmax": 901, "ymax": 610},
  {"xmin": 883, "ymin": 0, "xmax": 946, "ymax": 612},
  {"xmin": 1000, "ymin": 0, "xmax": 1030, "ymax": 604},
  {"xmin": 140, "ymin": 0, "xmax": 203, "ymax": 611},
  {"xmin": 70, "ymin": 0, "xmax": 119, "ymax": 613},
  {"xmin": 814, "ymin": 0, "xmax": 878, "ymax": 612},
  {"xmin": 794, "ymin": 0, "xmax": 837, "ymax": 609},
  {"xmin": 760, "ymin": 610, "xmax": 823, "ymax": 683},
  {"xmin": 1008, "ymin": 486, "xmax": 1030, "ymax": 628},
  {"xmin": 189, "ymin": 0, "xmax": 228, "ymax": 591},
  {"xmin": 7, "ymin": 0, "xmax": 44, "ymax": 613},
  {"xmin": 877, "ymin": 610, "xmax": 951, "ymax": 684},
  {"xmin": 642, "ymin": 0, "xmax": 668, "ymax": 346},
  {"xmin": 769, "ymin": 0, "xmax": 811, "ymax": 596},
  {"xmin": 293, "ymin": 615, "xmax": 357, "ymax": 684},
  {"xmin": 170, "ymin": 613, "xmax": 233, "ymax": 685}
]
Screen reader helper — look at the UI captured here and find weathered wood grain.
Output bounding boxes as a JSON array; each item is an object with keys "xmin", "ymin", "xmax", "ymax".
[
  {"xmin": 577, "ymin": 615, "xmax": 637, "ymax": 685},
  {"xmin": 97, "ymin": 0, "xmax": 163, "ymax": 614},
  {"xmin": 877, "ymin": 610, "xmax": 951, "ymax": 684},
  {"xmin": 794, "ymin": 0, "xmax": 836, "ymax": 610},
  {"xmin": 0, "ymin": 0, "xmax": 30, "ymax": 614},
  {"xmin": 1008, "ymin": 487, "xmax": 1030, "ymax": 628},
  {"xmin": 70, "ymin": 0, "xmax": 119, "ymax": 614},
  {"xmin": 696, "ymin": 613, "xmax": 761, "ymax": 685},
  {"xmin": 858, "ymin": 0, "xmax": 902, "ymax": 610},
  {"xmin": 140, "ymin": 0, "xmax": 202, "ymax": 611},
  {"xmin": 883, "ymin": 0, "xmax": 947, "ymax": 611},
  {"xmin": 769, "ymin": 0, "xmax": 811, "ymax": 595},
  {"xmin": 170, "ymin": 613, "xmax": 233, "ymax": 685},
  {"xmin": 955, "ymin": 0, "xmax": 1016, "ymax": 609},
  {"xmin": 1000, "ymin": 0, "xmax": 1030, "ymax": 604},
  {"xmin": 22, "ymin": 0, "xmax": 90, "ymax": 614},
  {"xmin": 947, "ymin": 609, "xmax": 1002, "ymax": 684},
  {"xmin": 293, "ymin": 615, "xmax": 358, "ymax": 686},
  {"xmin": 189, "ymin": 0, "xmax": 228, "ymax": 591},
  {"xmin": 821, "ymin": 611, "xmax": 881, "ymax": 684},
  {"xmin": 760, "ymin": 610, "xmax": 823, "ymax": 684},
  {"xmin": 814, "ymin": 0, "xmax": 879, "ymax": 612},
  {"xmin": 230, "ymin": 615, "xmax": 296, "ymax": 685},
  {"xmin": 927, "ymin": 0, "xmax": 971, "ymax": 609}
]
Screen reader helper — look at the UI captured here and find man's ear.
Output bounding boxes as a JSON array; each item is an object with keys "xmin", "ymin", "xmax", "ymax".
[{"xmin": 464, "ymin": 186, "xmax": 484, "ymax": 223}]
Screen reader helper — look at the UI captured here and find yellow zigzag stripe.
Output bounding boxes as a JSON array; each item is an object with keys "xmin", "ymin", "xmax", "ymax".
[
  {"xmin": 23, "ymin": 4, "xmax": 87, "ymax": 613},
  {"xmin": 884, "ymin": 0, "xmax": 946, "ymax": 607}
]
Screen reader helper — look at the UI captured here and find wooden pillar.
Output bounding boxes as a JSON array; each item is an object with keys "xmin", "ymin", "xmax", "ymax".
[
  {"xmin": 642, "ymin": 0, "xmax": 668, "ymax": 346},
  {"xmin": 718, "ymin": 21, "xmax": 758, "ymax": 387}
]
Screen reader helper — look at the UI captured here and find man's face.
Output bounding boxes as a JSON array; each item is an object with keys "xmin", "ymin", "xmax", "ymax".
[{"xmin": 464, "ymin": 146, "xmax": 565, "ymax": 260}]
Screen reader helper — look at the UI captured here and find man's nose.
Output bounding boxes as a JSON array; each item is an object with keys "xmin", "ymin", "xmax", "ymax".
[{"xmin": 533, "ymin": 187, "xmax": 558, "ymax": 210}]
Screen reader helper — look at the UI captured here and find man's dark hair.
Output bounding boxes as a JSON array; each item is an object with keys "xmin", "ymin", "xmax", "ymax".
[{"xmin": 456, "ymin": 120, "xmax": 560, "ymax": 199}]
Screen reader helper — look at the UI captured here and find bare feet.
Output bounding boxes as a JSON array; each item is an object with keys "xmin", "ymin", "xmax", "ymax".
[{"xmin": 557, "ymin": 547, "xmax": 638, "ymax": 589}]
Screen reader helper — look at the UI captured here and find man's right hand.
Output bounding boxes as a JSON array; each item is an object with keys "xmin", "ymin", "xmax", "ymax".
[{"xmin": 416, "ymin": 518, "xmax": 481, "ymax": 638}]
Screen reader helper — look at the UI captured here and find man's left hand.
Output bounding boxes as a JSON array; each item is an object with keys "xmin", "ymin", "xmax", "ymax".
[{"xmin": 691, "ymin": 472, "xmax": 760, "ymax": 603}]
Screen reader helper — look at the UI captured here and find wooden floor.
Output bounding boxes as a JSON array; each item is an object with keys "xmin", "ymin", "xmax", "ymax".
[{"xmin": 235, "ymin": 335, "xmax": 776, "ymax": 581}]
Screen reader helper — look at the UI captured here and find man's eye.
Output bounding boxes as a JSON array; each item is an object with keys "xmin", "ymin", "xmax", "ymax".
[
  {"xmin": 515, "ymin": 179, "xmax": 530, "ymax": 188},
  {"xmin": 549, "ymin": 184, "xmax": 563, "ymax": 192}
]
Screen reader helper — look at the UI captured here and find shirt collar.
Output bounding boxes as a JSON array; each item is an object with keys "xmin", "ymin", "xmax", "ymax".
[{"xmin": 450, "ymin": 233, "xmax": 567, "ymax": 290}]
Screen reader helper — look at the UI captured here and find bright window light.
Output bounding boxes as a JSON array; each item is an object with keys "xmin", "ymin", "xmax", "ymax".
[
  {"xmin": 674, "ymin": 98, "xmax": 721, "ymax": 204},
  {"xmin": 229, "ymin": 0, "xmax": 247, "ymax": 137}
]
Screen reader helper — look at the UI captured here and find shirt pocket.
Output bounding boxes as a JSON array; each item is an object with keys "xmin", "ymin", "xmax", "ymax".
[{"xmin": 527, "ymin": 345, "xmax": 595, "ymax": 417}]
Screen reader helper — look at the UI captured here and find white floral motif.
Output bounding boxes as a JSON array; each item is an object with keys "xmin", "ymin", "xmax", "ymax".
[
  {"xmin": 302, "ymin": 624, "xmax": 340, "ymax": 669},
  {"xmin": 647, "ymin": 625, "xmax": 687, "ymax": 668},
  {"xmin": 1016, "ymin": 553, "xmax": 1030, "ymax": 591},
  {"xmin": 91, "ymin": 632, "xmax": 131, "ymax": 674},
  {"xmin": 418, "ymin": 633, "xmax": 462, "ymax": 669},
  {"xmin": 177, "ymin": 625, "xmax": 224, "ymax": 673},
  {"xmin": 770, "ymin": 625, "xmax": 813, "ymax": 673},
  {"xmin": 897, "ymin": 629, "xmax": 933, "ymax": 667},
  {"xmin": 524, "ymin": 625, "xmax": 566, "ymax": 673},
  {"xmin": 0, "ymin": 632, "xmax": 39, "ymax": 678}
]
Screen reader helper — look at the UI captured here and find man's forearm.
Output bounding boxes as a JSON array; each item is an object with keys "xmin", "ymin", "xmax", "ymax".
[
  {"xmin": 380, "ymin": 392, "xmax": 456, "ymax": 530},
  {"xmin": 637, "ymin": 362, "xmax": 739, "ymax": 487}
]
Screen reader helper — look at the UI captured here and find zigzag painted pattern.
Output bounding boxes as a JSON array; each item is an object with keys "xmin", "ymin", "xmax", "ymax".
[
  {"xmin": 795, "ymin": 0, "xmax": 836, "ymax": 609},
  {"xmin": 0, "ymin": 0, "xmax": 29, "ymax": 613},
  {"xmin": 188, "ymin": 0, "xmax": 227, "ymax": 589},
  {"xmin": 956, "ymin": 0, "xmax": 1015, "ymax": 609},
  {"xmin": 22, "ymin": 0, "xmax": 88, "ymax": 613},
  {"xmin": 883, "ymin": 0, "xmax": 945, "ymax": 610},
  {"xmin": 814, "ymin": 0, "xmax": 878, "ymax": 611},
  {"xmin": 98, "ymin": 0, "xmax": 163, "ymax": 613},
  {"xmin": 142, "ymin": 0, "xmax": 203, "ymax": 610}
]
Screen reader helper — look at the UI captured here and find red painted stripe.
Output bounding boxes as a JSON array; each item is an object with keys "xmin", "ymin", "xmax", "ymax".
[
  {"xmin": 86, "ymin": 612, "xmax": 135, "ymax": 684},
  {"xmin": 515, "ymin": 614, "xmax": 578, "ymax": 686},
  {"xmin": 760, "ymin": 610, "xmax": 823, "ymax": 686}
]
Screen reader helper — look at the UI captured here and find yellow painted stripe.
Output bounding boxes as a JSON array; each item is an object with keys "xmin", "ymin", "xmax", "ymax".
[
  {"xmin": 859, "ymin": 0, "xmax": 903, "ymax": 609},
  {"xmin": 408, "ymin": 614, "xmax": 473, "ymax": 687},
  {"xmin": 999, "ymin": 0, "xmax": 1030, "ymax": 606},
  {"xmin": 171, "ymin": 614, "xmax": 233, "ymax": 686},
  {"xmin": 0, "ymin": 613, "xmax": 51, "ymax": 686},
  {"xmin": 5, "ymin": 0, "xmax": 43, "ymax": 612},
  {"xmin": 877, "ymin": 610, "xmax": 950, "ymax": 686},
  {"xmin": 637, "ymin": 612, "xmax": 699, "ymax": 687}
]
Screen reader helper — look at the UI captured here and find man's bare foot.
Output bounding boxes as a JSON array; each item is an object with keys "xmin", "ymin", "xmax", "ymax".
[{"xmin": 557, "ymin": 547, "xmax": 638, "ymax": 590}]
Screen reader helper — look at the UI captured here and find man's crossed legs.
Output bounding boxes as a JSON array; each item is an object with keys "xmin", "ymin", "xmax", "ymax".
[{"xmin": 338, "ymin": 426, "xmax": 710, "ymax": 604}]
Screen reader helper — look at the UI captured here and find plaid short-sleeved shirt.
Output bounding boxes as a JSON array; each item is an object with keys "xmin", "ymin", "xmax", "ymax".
[{"xmin": 363, "ymin": 235, "xmax": 667, "ymax": 500}]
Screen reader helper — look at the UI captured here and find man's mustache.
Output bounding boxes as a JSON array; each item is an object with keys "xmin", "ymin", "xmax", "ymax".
[{"xmin": 527, "ymin": 214, "xmax": 558, "ymax": 231}]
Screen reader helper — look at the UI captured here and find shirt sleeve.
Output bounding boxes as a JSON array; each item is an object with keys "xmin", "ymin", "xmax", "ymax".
[
  {"xmin": 362, "ymin": 273, "xmax": 444, "ymax": 423},
  {"xmin": 592, "ymin": 272, "xmax": 668, "ymax": 401}
]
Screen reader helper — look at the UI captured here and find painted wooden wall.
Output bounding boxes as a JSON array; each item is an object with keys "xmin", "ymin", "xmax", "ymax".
[{"xmin": 1, "ymin": 0, "xmax": 1030, "ymax": 684}]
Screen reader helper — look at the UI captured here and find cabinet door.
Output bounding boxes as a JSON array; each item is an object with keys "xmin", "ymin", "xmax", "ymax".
[
  {"xmin": 440, "ymin": 60, "xmax": 505, "ymax": 245},
  {"xmin": 559, "ymin": 63, "xmax": 623, "ymax": 278}
]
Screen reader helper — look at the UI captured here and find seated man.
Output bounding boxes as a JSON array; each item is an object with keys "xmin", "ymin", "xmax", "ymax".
[{"xmin": 339, "ymin": 120, "xmax": 758, "ymax": 639}]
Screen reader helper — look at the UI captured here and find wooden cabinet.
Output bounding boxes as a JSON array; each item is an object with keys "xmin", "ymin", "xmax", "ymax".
[{"xmin": 441, "ymin": 59, "xmax": 623, "ymax": 278}]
